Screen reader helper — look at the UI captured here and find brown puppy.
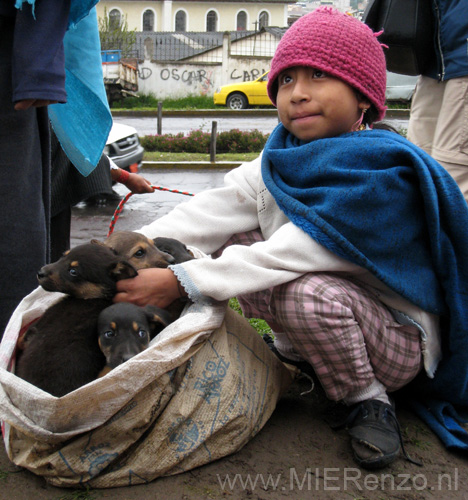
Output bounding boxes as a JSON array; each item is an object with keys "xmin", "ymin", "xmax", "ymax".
[
  {"xmin": 105, "ymin": 232, "xmax": 195, "ymax": 320},
  {"xmin": 103, "ymin": 231, "xmax": 175, "ymax": 269},
  {"xmin": 16, "ymin": 242, "xmax": 138, "ymax": 397},
  {"xmin": 97, "ymin": 302, "xmax": 172, "ymax": 377}
]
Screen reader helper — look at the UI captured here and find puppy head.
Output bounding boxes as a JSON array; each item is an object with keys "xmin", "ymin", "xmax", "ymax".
[
  {"xmin": 104, "ymin": 231, "xmax": 175, "ymax": 270},
  {"xmin": 37, "ymin": 241, "xmax": 138, "ymax": 299},
  {"xmin": 98, "ymin": 302, "xmax": 172, "ymax": 369},
  {"xmin": 153, "ymin": 237, "xmax": 194, "ymax": 264}
]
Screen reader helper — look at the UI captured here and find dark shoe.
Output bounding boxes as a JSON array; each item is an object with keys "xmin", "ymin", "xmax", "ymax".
[{"xmin": 346, "ymin": 399, "xmax": 401, "ymax": 469}]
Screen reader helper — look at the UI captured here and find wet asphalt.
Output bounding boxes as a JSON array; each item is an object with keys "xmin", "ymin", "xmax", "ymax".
[{"xmin": 71, "ymin": 167, "xmax": 229, "ymax": 247}]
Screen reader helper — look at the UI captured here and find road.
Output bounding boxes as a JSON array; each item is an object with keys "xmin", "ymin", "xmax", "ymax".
[
  {"xmin": 71, "ymin": 167, "xmax": 229, "ymax": 247},
  {"xmin": 114, "ymin": 115, "xmax": 409, "ymax": 136}
]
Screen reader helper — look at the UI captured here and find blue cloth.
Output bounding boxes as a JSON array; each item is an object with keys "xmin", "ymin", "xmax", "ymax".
[
  {"xmin": 262, "ymin": 124, "xmax": 468, "ymax": 450},
  {"xmin": 48, "ymin": 7, "xmax": 112, "ymax": 176},
  {"xmin": 15, "ymin": 0, "xmax": 112, "ymax": 176},
  {"xmin": 15, "ymin": 0, "xmax": 96, "ymax": 26}
]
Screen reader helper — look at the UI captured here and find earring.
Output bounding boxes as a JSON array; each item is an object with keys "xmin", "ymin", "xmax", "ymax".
[{"xmin": 352, "ymin": 107, "xmax": 369, "ymax": 132}]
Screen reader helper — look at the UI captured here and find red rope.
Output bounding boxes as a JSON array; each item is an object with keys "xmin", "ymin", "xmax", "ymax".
[{"xmin": 107, "ymin": 184, "xmax": 195, "ymax": 237}]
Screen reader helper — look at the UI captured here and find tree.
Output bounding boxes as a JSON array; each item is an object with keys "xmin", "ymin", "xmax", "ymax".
[{"xmin": 99, "ymin": 7, "xmax": 137, "ymax": 58}]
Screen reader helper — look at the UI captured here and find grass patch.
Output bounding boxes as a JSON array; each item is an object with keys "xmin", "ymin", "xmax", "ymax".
[
  {"xmin": 143, "ymin": 151, "xmax": 259, "ymax": 163},
  {"xmin": 229, "ymin": 298, "xmax": 272, "ymax": 337},
  {"xmin": 112, "ymin": 94, "xmax": 216, "ymax": 110}
]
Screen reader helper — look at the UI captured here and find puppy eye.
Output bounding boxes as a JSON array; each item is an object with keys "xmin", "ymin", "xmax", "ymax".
[
  {"xmin": 138, "ymin": 329, "xmax": 147, "ymax": 338},
  {"xmin": 134, "ymin": 249, "xmax": 145, "ymax": 258},
  {"xmin": 69, "ymin": 268, "xmax": 78, "ymax": 277},
  {"xmin": 104, "ymin": 331, "xmax": 116, "ymax": 339}
]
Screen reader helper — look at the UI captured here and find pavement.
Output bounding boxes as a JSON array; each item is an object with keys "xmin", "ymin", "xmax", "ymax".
[{"xmin": 71, "ymin": 167, "xmax": 229, "ymax": 247}]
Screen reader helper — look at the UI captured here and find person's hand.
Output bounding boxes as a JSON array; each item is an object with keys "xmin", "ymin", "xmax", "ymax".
[
  {"xmin": 114, "ymin": 268, "xmax": 185, "ymax": 309},
  {"xmin": 123, "ymin": 172, "xmax": 154, "ymax": 194},
  {"xmin": 14, "ymin": 99, "xmax": 58, "ymax": 110}
]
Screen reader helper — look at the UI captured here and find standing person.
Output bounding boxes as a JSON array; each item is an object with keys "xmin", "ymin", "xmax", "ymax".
[
  {"xmin": 0, "ymin": 0, "xmax": 70, "ymax": 338},
  {"xmin": 50, "ymin": 129, "xmax": 154, "ymax": 262},
  {"xmin": 114, "ymin": 8, "xmax": 468, "ymax": 468},
  {"xmin": 407, "ymin": 0, "xmax": 468, "ymax": 200}
]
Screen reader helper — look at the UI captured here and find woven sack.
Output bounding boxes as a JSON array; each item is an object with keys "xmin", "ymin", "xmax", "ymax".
[{"xmin": 0, "ymin": 287, "xmax": 292, "ymax": 488}]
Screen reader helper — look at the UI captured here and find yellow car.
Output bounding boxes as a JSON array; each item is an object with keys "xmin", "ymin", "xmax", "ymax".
[{"xmin": 213, "ymin": 72, "xmax": 273, "ymax": 109}]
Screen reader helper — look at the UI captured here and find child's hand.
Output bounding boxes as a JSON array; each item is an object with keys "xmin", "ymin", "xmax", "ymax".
[{"xmin": 113, "ymin": 268, "xmax": 184, "ymax": 309}]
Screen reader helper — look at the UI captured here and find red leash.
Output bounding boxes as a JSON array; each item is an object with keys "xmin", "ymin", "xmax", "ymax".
[{"xmin": 107, "ymin": 184, "xmax": 195, "ymax": 237}]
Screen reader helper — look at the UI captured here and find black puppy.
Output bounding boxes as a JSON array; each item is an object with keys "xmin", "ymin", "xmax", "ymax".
[
  {"xmin": 16, "ymin": 242, "xmax": 138, "ymax": 397},
  {"xmin": 153, "ymin": 237, "xmax": 195, "ymax": 264},
  {"xmin": 97, "ymin": 302, "xmax": 172, "ymax": 377}
]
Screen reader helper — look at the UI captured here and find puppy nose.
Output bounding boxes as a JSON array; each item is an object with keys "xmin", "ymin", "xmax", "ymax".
[{"xmin": 37, "ymin": 269, "xmax": 46, "ymax": 280}]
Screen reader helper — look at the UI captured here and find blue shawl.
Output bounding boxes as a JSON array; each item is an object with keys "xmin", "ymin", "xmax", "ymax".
[{"xmin": 262, "ymin": 124, "xmax": 468, "ymax": 451}]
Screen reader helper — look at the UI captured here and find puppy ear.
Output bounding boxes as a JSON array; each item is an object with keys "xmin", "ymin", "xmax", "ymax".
[
  {"xmin": 109, "ymin": 261, "xmax": 138, "ymax": 281},
  {"xmin": 143, "ymin": 305, "xmax": 172, "ymax": 337},
  {"xmin": 93, "ymin": 238, "xmax": 118, "ymax": 255},
  {"xmin": 90, "ymin": 239, "xmax": 107, "ymax": 247}
]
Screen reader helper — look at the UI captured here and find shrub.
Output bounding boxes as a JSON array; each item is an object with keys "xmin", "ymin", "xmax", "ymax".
[{"xmin": 141, "ymin": 129, "xmax": 269, "ymax": 154}]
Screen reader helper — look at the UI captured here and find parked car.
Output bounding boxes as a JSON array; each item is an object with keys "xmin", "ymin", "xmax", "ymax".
[
  {"xmin": 385, "ymin": 71, "xmax": 418, "ymax": 101},
  {"xmin": 104, "ymin": 122, "xmax": 144, "ymax": 173},
  {"xmin": 85, "ymin": 122, "xmax": 144, "ymax": 205},
  {"xmin": 213, "ymin": 71, "xmax": 418, "ymax": 109},
  {"xmin": 214, "ymin": 72, "xmax": 271, "ymax": 110}
]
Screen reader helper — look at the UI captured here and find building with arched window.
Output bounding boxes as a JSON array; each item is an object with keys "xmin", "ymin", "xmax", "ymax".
[
  {"xmin": 236, "ymin": 10, "xmax": 248, "ymax": 31},
  {"xmin": 142, "ymin": 8, "xmax": 156, "ymax": 30},
  {"xmin": 97, "ymin": 1, "xmax": 290, "ymax": 33}
]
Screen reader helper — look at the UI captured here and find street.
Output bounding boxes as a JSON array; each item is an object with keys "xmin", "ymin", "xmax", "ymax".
[
  {"xmin": 71, "ymin": 167, "xmax": 229, "ymax": 247},
  {"xmin": 114, "ymin": 114, "xmax": 410, "ymax": 136}
]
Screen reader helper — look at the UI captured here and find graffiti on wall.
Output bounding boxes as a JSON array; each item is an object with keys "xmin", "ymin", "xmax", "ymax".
[
  {"xmin": 230, "ymin": 68, "xmax": 268, "ymax": 81},
  {"xmin": 160, "ymin": 68, "xmax": 214, "ymax": 90}
]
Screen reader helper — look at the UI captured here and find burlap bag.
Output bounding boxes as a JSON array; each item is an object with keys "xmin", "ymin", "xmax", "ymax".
[{"xmin": 0, "ymin": 286, "xmax": 292, "ymax": 488}]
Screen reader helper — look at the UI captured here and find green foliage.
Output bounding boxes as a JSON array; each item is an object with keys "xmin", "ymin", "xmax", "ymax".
[
  {"xmin": 141, "ymin": 129, "xmax": 269, "ymax": 154},
  {"xmin": 113, "ymin": 94, "xmax": 217, "ymax": 110},
  {"xmin": 229, "ymin": 298, "xmax": 272, "ymax": 336},
  {"xmin": 98, "ymin": 7, "xmax": 136, "ymax": 58}
]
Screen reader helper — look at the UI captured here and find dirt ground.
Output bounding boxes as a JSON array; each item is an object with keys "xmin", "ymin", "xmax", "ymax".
[{"xmin": 1, "ymin": 374, "xmax": 467, "ymax": 500}]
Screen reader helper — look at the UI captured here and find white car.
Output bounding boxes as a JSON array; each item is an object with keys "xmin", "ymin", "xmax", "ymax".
[
  {"xmin": 385, "ymin": 72, "xmax": 418, "ymax": 102},
  {"xmin": 104, "ymin": 122, "xmax": 144, "ymax": 173}
]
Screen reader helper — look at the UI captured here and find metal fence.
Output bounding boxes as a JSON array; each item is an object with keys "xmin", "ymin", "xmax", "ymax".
[{"xmin": 131, "ymin": 30, "xmax": 283, "ymax": 62}]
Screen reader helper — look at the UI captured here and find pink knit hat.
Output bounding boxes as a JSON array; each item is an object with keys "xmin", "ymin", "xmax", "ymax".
[{"xmin": 268, "ymin": 7, "xmax": 387, "ymax": 121}]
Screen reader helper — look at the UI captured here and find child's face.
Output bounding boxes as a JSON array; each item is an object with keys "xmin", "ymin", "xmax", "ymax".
[{"xmin": 276, "ymin": 66, "xmax": 368, "ymax": 141}]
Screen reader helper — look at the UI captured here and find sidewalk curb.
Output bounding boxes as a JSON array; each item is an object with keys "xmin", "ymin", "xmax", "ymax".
[{"xmin": 142, "ymin": 161, "xmax": 241, "ymax": 169}]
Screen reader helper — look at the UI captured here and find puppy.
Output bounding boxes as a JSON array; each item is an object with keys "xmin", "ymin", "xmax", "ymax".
[
  {"xmin": 103, "ymin": 231, "xmax": 175, "ymax": 269},
  {"xmin": 97, "ymin": 302, "xmax": 172, "ymax": 377},
  {"xmin": 16, "ymin": 242, "xmax": 138, "ymax": 397},
  {"xmin": 152, "ymin": 237, "xmax": 195, "ymax": 264},
  {"xmin": 105, "ymin": 232, "xmax": 195, "ymax": 320}
]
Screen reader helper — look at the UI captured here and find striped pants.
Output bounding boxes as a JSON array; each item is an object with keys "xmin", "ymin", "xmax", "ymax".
[{"xmin": 214, "ymin": 230, "xmax": 422, "ymax": 403}]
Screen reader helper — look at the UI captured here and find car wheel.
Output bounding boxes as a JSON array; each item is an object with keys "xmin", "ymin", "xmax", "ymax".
[{"xmin": 227, "ymin": 93, "xmax": 248, "ymax": 110}]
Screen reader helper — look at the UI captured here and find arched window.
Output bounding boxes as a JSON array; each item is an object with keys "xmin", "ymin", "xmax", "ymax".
[
  {"xmin": 143, "ymin": 10, "xmax": 154, "ymax": 31},
  {"xmin": 206, "ymin": 10, "xmax": 217, "ymax": 32},
  {"xmin": 259, "ymin": 11, "xmax": 269, "ymax": 29},
  {"xmin": 109, "ymin": 9, "xmax": 121, "ymax": 30},
  {"xmin": 236, "ymin": 11, "xmax": 247, "ymax": 31},
  {"xmin": 175, "ymin": 10, "xmax": 187, "ymax": 31}
]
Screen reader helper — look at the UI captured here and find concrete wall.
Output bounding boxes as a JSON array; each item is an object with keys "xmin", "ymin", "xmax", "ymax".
[
  {"xmin": 137, "ymin": 34, "xmax": 275, "ymax": 98},
  {"xmin": 137, "ymin": 59, "xmax": 271, "ymax": 99}
]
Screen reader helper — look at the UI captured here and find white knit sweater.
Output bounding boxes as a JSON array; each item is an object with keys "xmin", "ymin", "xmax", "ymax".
[{"xmin": 138, "ymin": 155, "xmax": 441, "ymax": 377}]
